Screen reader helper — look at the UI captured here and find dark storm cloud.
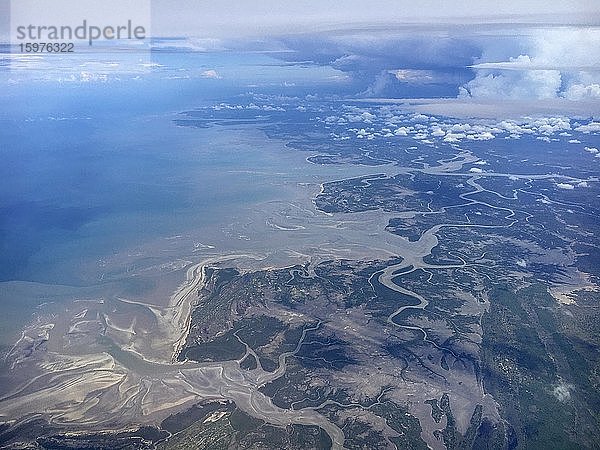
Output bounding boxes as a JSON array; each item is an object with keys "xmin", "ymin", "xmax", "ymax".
[{"xmin": 268, "ymin": 30, "xmax": 484, "ymax": 97}]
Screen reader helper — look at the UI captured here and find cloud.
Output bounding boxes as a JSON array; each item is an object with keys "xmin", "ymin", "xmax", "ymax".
[
  {"xmin": 393, "ymin": 69, "xmax": 436, "ymax": 83},
  {"xmin": 556, "ymin": 182, "xmax": 575, "ymax": 190},
  {"xmin": 200, "ymin": 69, "xmax": 222, "ymax": 79},
  {"xmin": 152, "ymin": 37, "xmax": 225, "ymax": 52},
  {"xmin": 460, "ymin": 67, "xmax": 562, "ymax": 99},
  {"xmin": 575, "ymin": 122, "xmax": 600, "ymax": 133},
  {"xmin": 281, "ymin": 25, "xmax": 600, "ymax": 102},
  {"xmin": 470, "ymin": 29, "xmax": 600, "ymax": 71},
  {"xmin": 564, "ymin": 83, "xmax": 600, "ymax": 100},
  {"xmin": 145, "ymin": 21, "xmax": 600, "ymax": 105},
  {"xmin": 148, "ymin": 1, "xmax": 600, "ymax": 39},
  {"xmin": 460, "ymin": 27, "xmax": 600, "ymax": 100},
  {"xmin": 318, "ymin": 104, "xmax": 585, "ymax": 146},
  {"xmin": 553, "ymin": 382, "xmax": 573, "ymax": 402},
  {"xmin": 274, "ymin": 30, "xmax": 479, "ymax": 97},
  {"xmin": 561, "ymin": 71, "xmax": 600, "ymax": 101}
]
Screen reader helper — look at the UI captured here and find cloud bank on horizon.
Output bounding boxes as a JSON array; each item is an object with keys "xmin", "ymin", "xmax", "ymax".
[
  {"xmin": 151, "ymin": 0, "xmax": 598, "ymax": 37},
  {"xmin": 3, "ymin": 0, "xmax": 599, "ymax": 109},
  {"xmin": 153, "ymin": 26, "xmax": 600, "ymax": 103},
  {"xmin": 148, "ymin": 1, "xmax": 600, "ymax": 103}
]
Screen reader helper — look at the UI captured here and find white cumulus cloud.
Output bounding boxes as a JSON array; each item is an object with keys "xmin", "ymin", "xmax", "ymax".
[
  {"xmin": 200, "ymin": 69, "xmax": 222, "ymax": 79},
  {"xmin": 575, "ymin": 122, "xmax": 600, "ymax": 133},
  {"xmin": 556, "ymin": 182, "xmax": 575, "ymax": 190},
  {"xmin": 461, "ymin": 28, "xmax": 600, "ymax": 100}
]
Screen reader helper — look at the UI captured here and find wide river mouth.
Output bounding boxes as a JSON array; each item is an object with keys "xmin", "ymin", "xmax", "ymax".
[{"xmin": 0, "ymin": 103, "xmax": 397, "ymax": 357}]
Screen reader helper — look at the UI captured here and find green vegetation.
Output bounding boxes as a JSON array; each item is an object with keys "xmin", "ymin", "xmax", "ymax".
[
  {"xmin": 480, "ymin": 285, "xmax": 592, "ymax": 449},
  {"xmin": 371, "ymin": 401, "xmax": 428, "ymax": 450},
  {"xmin": 179, "ymin": 331, "xmax": 245, "ymax": 362},
  {"xmin": 158, "ymin": 400, "xmax": 332, "ymax": 450},
  {"xmin": 239, "ymin": 353, "xmax": 258, "ymax": 370}
]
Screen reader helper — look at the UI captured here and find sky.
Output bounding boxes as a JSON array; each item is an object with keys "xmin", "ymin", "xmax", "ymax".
[
  {"xmin": 2, "ymin": 0, "xmax": 600, "ymax": 114},
  {"xmin": 146, "ymin": 0, "xmax": 600, "ymax": 104},
  {"xmin": 150, "ymin": 0, "xmax": 600, "ymax": 37}
]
